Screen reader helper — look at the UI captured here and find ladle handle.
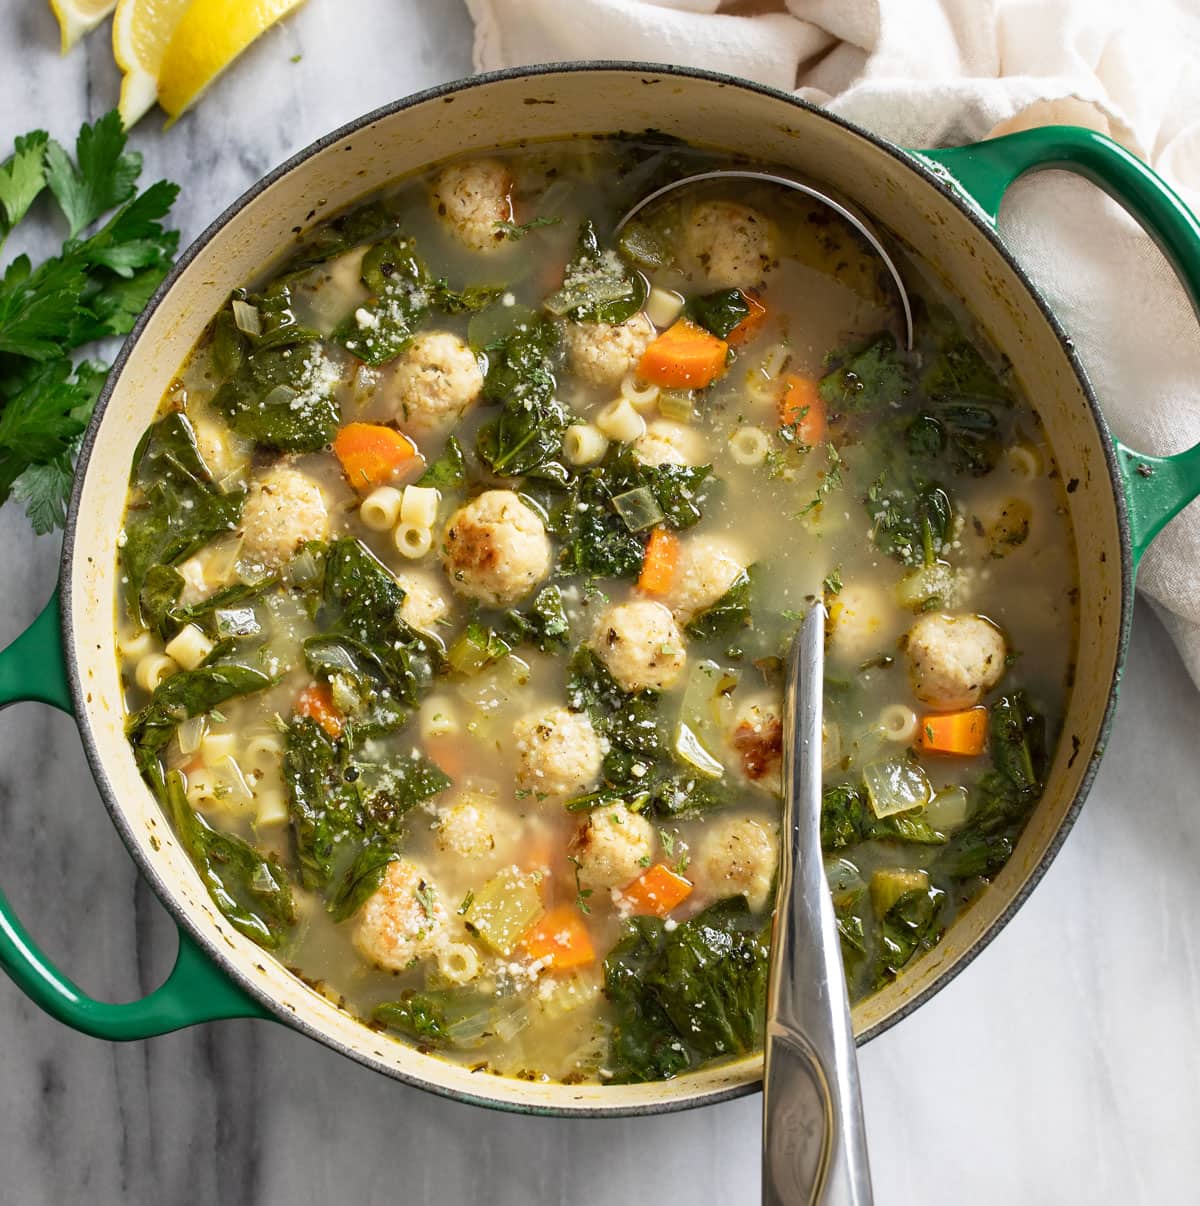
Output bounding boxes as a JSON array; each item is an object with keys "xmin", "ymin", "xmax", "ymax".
[{"xmin": 763, "ymin": 606, "xmax": 872, "ymax": 1206}]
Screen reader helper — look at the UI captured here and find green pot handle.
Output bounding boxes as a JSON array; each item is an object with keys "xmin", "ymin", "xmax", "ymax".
[
  {"xmin": 915, "ymin": 126, "xmax": 1200, "ymax": 567},
  {"xmin": 0, "ymin": 591, "xmax": 269, "ymax": 1037}
]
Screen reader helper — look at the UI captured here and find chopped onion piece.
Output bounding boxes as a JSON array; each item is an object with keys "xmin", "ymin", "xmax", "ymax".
[
  {"xmin": 926, "ymin": 785, "xmax": 971, "ymax": 830},
  {"xmin": 674, "ymin": 721, "xmax": 724, "ymax": 780},
  {"xmin": 211, "ymin": 755, "xmax": 254, "ymax": 806},
  {"xmin": 289, "ymin": 546, "xmax": 321, "ymax": 584},
  {"xmin": 231, "ymin": 299, "xmax": 262, "ymax": 336},
  {"xmin": 863, "ymin": 757, "xmax": 932, "ymax": 818},
  {"xmin": 177, "ymin": 715, "xmax": 208, "ymax": 756}
]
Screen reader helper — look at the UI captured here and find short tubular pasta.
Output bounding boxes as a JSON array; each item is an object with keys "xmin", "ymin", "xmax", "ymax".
[
  {"xmin": 645, "ymin": 285, "xmax": 684, "ymax": 328},
  {"xmin": 595, "ymin": 397, "xmax": 646, "ymax": 443},
  {"xmin": 164, "ymin": 624, "xmax": 214, "ymax": 671},
  {"xmin": 619, "ymin": 371, "xmax": 660, "ymax": 412},
  {"xmin": 244, "ymin": 733, "xmax": 285, "ymax": 774},
  {"xmin": 437, "ymin": 941, "xmax": 482, "ymax": 986},
  {"xmin": 360, "ymin": 485, "xmax": 403, "ymax": 531},
  {"xmin": 880, "ymin": 703, "xmax": 919, "ymax": 744},
  {"xmin": 729, "ymin": 426, "xmax": 771, "ymax": 466},
  {"xmin": 201, "ymin": 731, "xmax": 238, "ymax": 763},
  {"xmin": 184, "ymin": 770, "xmax": 216, "ymax": 808},
  {"xmin": 119, "ymin": 628, "xmax": 156, "ymax": 660},
  {"xmin": 255, "ymin": 787, "xmax": 289, "ymax": 827},
  {"xmin": 401, "ymin": 485, "xmax": 440, "ymax": 528},
  {"xmin": 563, "ymin": 423, "xmax": 609, "ymax": 466},
  {"xmin": 394, "ymin": 521, "xmax": 434, "ymax": 559},
  {"xmin": 135, "ymin": 653, "xmax": 178, "ymax": 693},
  {"xmin": 1006, "ymin": 445, "xmax": 1042, "ymax": 479},
  {"xmin": 760, "ymin": 342, "xmax": 790, "ymax": 379}
]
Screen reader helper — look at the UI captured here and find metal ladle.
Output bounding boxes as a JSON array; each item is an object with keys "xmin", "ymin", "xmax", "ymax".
[
  {"xmin": 616, "ymin": 173, "xmax": 891, "ymax": 1200},
  {"xmin": 763, "ymin": 605, "xmax": 873, "ymax": 1205},
  {"xmin": 615, "ymin": 170, "xmax": 913, "ymax": 350}
]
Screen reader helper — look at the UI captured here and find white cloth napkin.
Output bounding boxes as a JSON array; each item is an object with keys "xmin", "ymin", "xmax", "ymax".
[{"xmin": 465, "ymin": 0, "xmax": 1200, "ymax": 690}]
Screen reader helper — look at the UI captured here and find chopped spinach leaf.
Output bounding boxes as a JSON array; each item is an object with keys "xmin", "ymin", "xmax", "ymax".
[
  {"xmin": 328, "ymin": 842, "xmax": 400, "ymax": 922},
  {"xmin": 865, "ymin": 463, "xmax": 953, "ymax": 568},
  {"xmin": 818, "ymin": 333, "xmax": 914, "ymax": 411},
  {"xmin": 282, "ymin": 716, "xmax": 450, "ymax": 889},
  {"xmin": 127, "ymin": 662, "xmax": 272, "ymax": 782},
  {"xmin": 494, "ymin": 215, "xmax": 562, "ymax": 241},
  {"xmin": 922, "ymin": 330, "xmax": 1011, "ymax": 405},
  {"xmin": 476, "ymin": 317, "xmax": 568, "ymax": 481},
  {"xmin": 120, "ymin": 412, "xmax": 245, "ymax": 610},
  {"xmin": 310, "ymin": 537, "xmax": 440, "ymax": 711},
  {"xmin": 210, "ymin": 342, "xmax": 339, "ymax": 452},
  {"xmin": 416, "ymin": 434, "xmax": 466, "ymax": 489},
  {"xmin": 373, "ymin": 988, "xmax": 509, "ymax": 1049},
  {"xmin": 820, "ymin": 783, "xmax": 945, "ymax": 852},
  {"xmin": 543, "ymin": 219, "xmax": 646, "ymax": 324},
  {"xmin": 331, "ymin": 235, "xmax": 430, "ymax": 366},
  {"xmin": 875, "ymin": 886, "xmax": 946, "ymax": 986},
  {"xmin": 685, "ymin": 568, "xmax": 752, "ymax": 640},
  {"xmin": 931, "ymin": 691, "xmax": 1047, "ymax": 883},
  {"xmin": 603, "ymin": 897, "xmax": 770, "ymax": 1083},
  {"xmin": 563, "ymin": 446, "xmax": 711, "ymax": 580},
  {"xmin": 164, "ymin": 770, "xmax": 295, "ymax": 949},
  {"xmin": 684, "ymin": 288, "xmax": 750, "ymax": 340}
]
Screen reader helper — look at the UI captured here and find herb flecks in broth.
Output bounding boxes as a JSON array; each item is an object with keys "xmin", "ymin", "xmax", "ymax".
[{"xmin": 116, "ymin": 137, "xmax": 1077, "ymax": 1085}]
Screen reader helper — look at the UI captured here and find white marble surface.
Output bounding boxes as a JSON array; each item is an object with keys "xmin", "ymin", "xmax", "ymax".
[{"xmin": 1, "ymin": 3, "xmax": 1199, "ymax": 1204}]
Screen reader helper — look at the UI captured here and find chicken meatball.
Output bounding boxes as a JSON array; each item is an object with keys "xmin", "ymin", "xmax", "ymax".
[
  {"xmin": 592, "ymin": 600, "xmax": 687, "ymax": 692},
  {"xmin": 667, "ymin": 535, "xmax": 747, "ymax": 624},
  {"xmin": 634, "ymin": 419, "xmax": 708, "ymax": 468},
  {"xmin": 906, "ymin": 612, "xmax": 1008, "ymax": 710},
  {"xmin": 564, "ymin": 314, "xmax": 655, "ymax": 388},
  {"xmin": 682, "ymin": 201, "xmax": 775, "ymax": 289},
  {"xmin": 382, "ymin": 331, "xmax": 483, "ymax": 437},
  {"xmin": 514, "ymin": 707, "xmax": 604, "ymax": 802},
  {"xmin": 826, "ymin": 582, "xmax": 897, "ymax": 664},
  {"xmin": 354, "ymin": 859, "xmax": 447, "ymax": 972},
  {"xmin": 437, "ymin": 791, "xmax": 507, "ymax": 860},
  {"xmin": 430, "ymin": 159, "xmax": 513, "ymax": 252},
  {"xmin": 395, "ymin": 570, "xmax": 450, "ymax": 636},
  {"xmin": 697, "ymin": 816, "xmax": 778, "ymax": 912},
  {"xmin": 239, "ymin": 465, "xmax": 329, "ymax": 571},
  {"xmin": 441, "ymin": 490, "xmax": 551, "ymax": 606},
  {"xmin": 574, "ymin": 803, "xmax": 655, "ymax": 893}
]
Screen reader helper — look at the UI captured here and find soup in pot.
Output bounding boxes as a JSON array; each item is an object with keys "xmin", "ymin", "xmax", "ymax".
[{"xmin": 115, "ymin": 137, "xmax": 1076, "ymax": 1084}]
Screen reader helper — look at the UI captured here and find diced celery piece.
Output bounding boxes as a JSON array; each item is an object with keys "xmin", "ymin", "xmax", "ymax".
[
  {"xmin": 612, "ymin": 486, "xmax": 663, "ymax": 532},
  {"xmin": 658, "ymin": 389, "xmax": 696, "ymax": 422},
  {"xmin": 675, "ymin": 659, "xmax": 730, "ymax": 779},
  {"xmin": 869, "ymin": 868, "xmax": 930, "ymax": 917},
  {"xmin": 464, "ymin": 867, "xmax": 545, "ymax": 955}
]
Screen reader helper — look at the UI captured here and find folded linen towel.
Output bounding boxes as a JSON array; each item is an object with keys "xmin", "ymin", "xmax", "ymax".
[{"xmin": 466, "ymin": 0, "xmax": 1200, "ymax": 689}]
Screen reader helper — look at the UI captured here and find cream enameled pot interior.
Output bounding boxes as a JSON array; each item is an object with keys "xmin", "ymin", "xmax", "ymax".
[{"xmin": 65, "ymin": 67, "xmax": 1124, "ymax": 1114}]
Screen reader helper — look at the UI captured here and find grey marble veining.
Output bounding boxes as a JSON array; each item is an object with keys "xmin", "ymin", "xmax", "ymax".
[{"xmin": 1, "ymin": 4, "xmax": 1199, "ymax": 1203}]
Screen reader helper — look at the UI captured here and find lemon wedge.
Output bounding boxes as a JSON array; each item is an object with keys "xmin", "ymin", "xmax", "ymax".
[
  {"xmin": 157, "ymin": 0, "xmax": 308, "ymax": 120},
  {"xmin": 112, "ymin": 0, "xmax": 192, "ymax": 127},
  {"xmin": 49, "ymin": 0, "xmax": 116, "ymax": 53}
]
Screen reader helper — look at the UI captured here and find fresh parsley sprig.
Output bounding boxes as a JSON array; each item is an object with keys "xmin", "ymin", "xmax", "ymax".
[{"xmin": 0, "ymin": 111, "xmax": 179, "ymax": 533}]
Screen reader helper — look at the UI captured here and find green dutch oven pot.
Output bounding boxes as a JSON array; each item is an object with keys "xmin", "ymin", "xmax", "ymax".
[{"xmin": 1, "ymin": 65, "xmax": 1199, "ymax": 1116}]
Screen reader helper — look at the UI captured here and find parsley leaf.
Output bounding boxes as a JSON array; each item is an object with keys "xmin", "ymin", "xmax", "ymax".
[{"xmin": 0, "ymin": 112, "xmax": 179, "ymax": 534}]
